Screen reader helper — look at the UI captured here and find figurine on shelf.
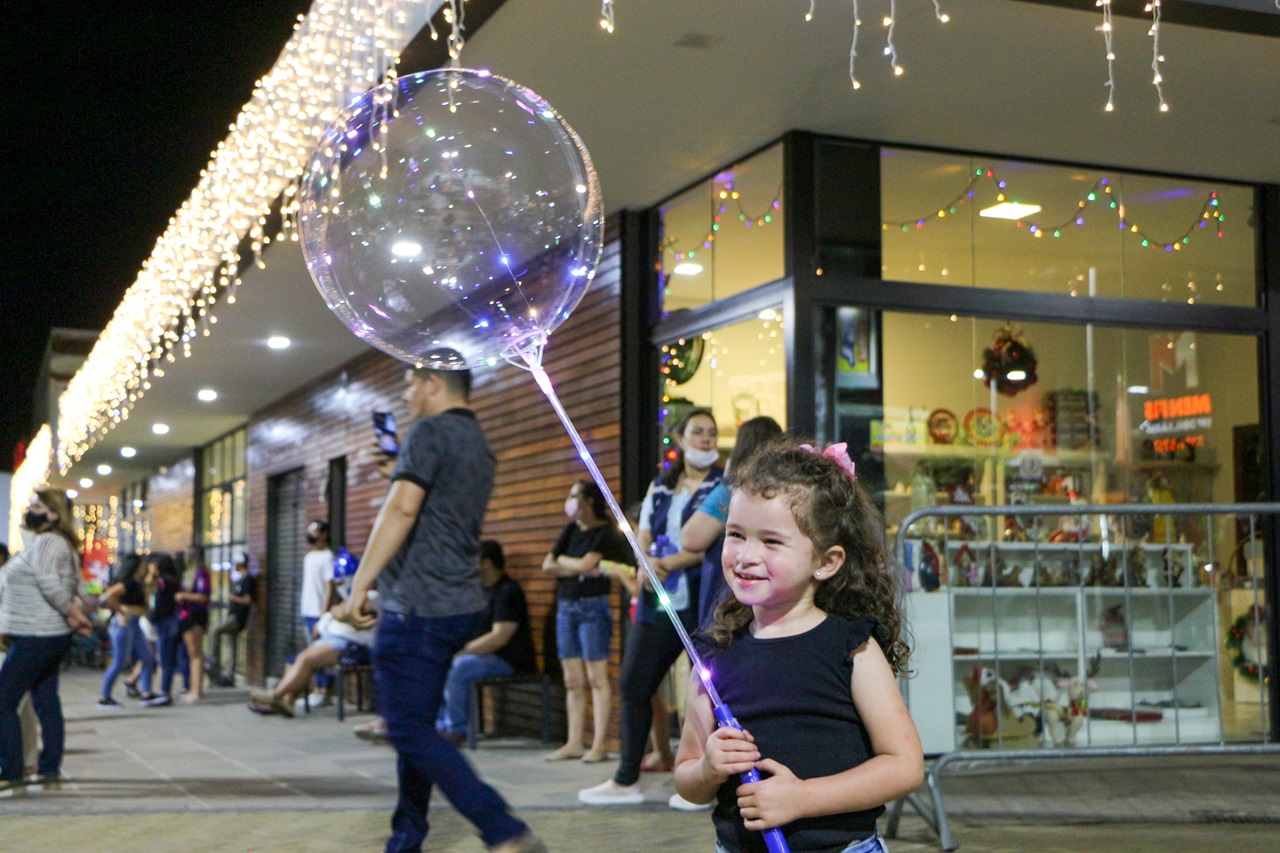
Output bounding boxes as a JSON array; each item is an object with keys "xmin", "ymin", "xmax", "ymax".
[
  {"xmin": 1096, "ymin": 552, "xmax": 1124, "ymax": 587},
  {"xmin": 952, "ymin": 544, "xmax": 977, "ymax": 588},
  {"xmin": 1003, "ymin": 515, "xmax": 1030, "ymax": 542},
  {"xmin": 1043, "ymin": 653, "xmax": 1102, "ymax": 747},
  {"xmin": 918, "ymin": 540, "xmax": 942, "ymax": 592},
  {"xmin": 963, "ymin": 666, "xmax": 1040, "ymax": 749},
  {"xmin": 1082, "ymin": 551, "xmax": 1107, "ymax": 587},
  {"xmin": 1126, "ymin": 544, "xmax": 1149, "ymax": 588},
  {"xmin": 1096, "ymin": 604, "xmax": 1130, "ymax": 651},
  {"xmin": 979, "ymin": 550, "xmax": 1023, "ymax": 588},
  {"xmin": 1145, "ymin": 473, "xmax": 1177, "ymax": 543},
  {"xmin": 1159, "ymin": 546, "xmax": 1185, "ymax": 588}
]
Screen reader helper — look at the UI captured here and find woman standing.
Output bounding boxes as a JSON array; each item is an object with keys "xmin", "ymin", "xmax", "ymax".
[
  {"xmin": 0, "ymin": 489, "xmax": 91, "ymax": 796},
  {"xmin": 97, "ymin": 553, "xmax": 156, "ymax": 708},
  {"xmin": 140, "ymin": 553, "xmax": 182, "ymax": 707},
  {"xmin": 579, "ymin": 408, "xmax": 722, "ymax": 805},
  {"xmin": 174, "ymin": 550, "xmax": 211, "ymax": 703},
  {"xmin": 542, "ymin": 479, "xmax": 628, "ymax": 763}
]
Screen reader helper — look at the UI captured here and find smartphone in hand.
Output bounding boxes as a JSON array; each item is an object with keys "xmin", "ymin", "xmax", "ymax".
[{"xmin": 372, "ymin": 411, "xmax": 399, "ymax": 455}]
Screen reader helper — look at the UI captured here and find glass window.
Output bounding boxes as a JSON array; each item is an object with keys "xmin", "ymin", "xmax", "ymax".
[
  {"xmin": 197, "ymin": 428, "xmax": 248, "ymax": 617},
  {"xmin": 825, "ymin": 308, "xmax": 1265, "ymax": 745},
  {"xmin": 659, "ymin": 310, "xmax": 788, "ymax": 457},
  {"xmin": 659, "ymin": 142, "xmax": 785, "ymax": 315},
  {"xmin": 880, "ymin": 147, "xmax": 1257, "ymax": 306}
]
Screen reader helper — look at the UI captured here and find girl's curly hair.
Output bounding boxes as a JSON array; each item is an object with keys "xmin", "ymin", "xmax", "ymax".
[{"xmin": 705, "ymin": 439, "xmax": 911, "ymax": 676}]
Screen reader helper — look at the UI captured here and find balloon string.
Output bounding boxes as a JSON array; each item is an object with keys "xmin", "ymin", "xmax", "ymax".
[{"xmin": 525, "ymin": 356, "xmax": 722, "ymax": 706}]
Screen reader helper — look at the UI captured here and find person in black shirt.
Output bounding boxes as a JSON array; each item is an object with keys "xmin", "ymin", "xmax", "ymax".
[
  {"xmin": 209, "ymin": 552, "xmax": 255, "ymax": 687},
  {"xmin": 97, "ymin": 554, "xmax": 156, "ymax": 709},
  {"xmin": 542, "ymin": 479, "xmax": 628, "ymax": 763},
  {"xmin": 435, "ymin": 540, "xmax": 536, "ymax": 744}
]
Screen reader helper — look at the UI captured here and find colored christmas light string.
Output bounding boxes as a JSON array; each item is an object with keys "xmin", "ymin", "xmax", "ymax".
[
  {"xmin": 663, "ymin": 180, "xmax": 783, "ymax": 262},
  {"xmin": 517, "ymin": 346, "xmax": 789, "ymax": 853},
  {"xmin": 882, "ymin": 169, "xmax": 1224, "ymax": 253}
]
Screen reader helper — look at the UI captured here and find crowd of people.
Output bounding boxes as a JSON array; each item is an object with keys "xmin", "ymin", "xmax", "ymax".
[{"xmin": 0, "ymin": 357, "xmax": 925, "ymax": 852}]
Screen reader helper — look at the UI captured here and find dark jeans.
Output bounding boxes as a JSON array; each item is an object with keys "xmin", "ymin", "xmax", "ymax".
[
  {"xmin": 614, "ymin": 605, "xmax": 698, "ymax": 787},
  {"xmin": 0, "ymin": 634, "xmax": 72, "ymax": 781},
  {"xmin": 153, "ymin": 615, "xmax": 181, "ymax": 697},
  {"xmin": 374, "ymin": 610, "xmax": 527, "ymax": 852}
]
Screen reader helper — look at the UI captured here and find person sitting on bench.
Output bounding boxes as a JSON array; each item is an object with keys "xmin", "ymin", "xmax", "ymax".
[{"xmin": 356, "ymin": 540, "xmax": 536, "ymax": 745}]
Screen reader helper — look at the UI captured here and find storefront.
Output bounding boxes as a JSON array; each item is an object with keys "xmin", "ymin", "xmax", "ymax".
[{"xmin": 640, "ymin": 132, "xmax": 1278, "ymax": 749}]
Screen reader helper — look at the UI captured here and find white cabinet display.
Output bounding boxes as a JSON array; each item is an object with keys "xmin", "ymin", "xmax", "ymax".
[{"xmin": 904, "ymin": 540, "xmax": 1221, "ymax": 752}]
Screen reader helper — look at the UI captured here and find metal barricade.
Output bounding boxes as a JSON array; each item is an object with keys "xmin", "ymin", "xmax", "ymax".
[{"xmin": 884, "ymin": 501, "xmax": 1278, "ymax": 851}]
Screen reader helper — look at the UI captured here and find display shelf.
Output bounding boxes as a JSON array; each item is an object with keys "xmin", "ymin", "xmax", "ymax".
[{"xmin": 905, "ymin": 578, "xmax": 1222, "ymax": 752}]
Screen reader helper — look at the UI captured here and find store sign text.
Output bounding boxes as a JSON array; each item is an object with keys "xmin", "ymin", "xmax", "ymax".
[{"xmin": 1140, "ymin": 393, "xmax": 1212, "ymax": 440}]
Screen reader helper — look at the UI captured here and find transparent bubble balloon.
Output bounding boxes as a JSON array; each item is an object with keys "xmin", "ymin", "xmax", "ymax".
[{"xmin": 299, "ymin": 68, "xmax": 604, "ymax": 370}]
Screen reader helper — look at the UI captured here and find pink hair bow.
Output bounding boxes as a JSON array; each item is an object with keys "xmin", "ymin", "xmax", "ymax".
[{"xmin": 799, "ymin": 442, "xmax": 856, "ymax": 481}]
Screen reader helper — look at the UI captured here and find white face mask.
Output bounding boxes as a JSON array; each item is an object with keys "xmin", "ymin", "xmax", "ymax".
[
  {"xmin": 684, "ymin": 446, "xmax": 720, "ymax": 469},
  {"xmin": 564, "ymin": 496, "xmax": 580, "ymax": 518}
]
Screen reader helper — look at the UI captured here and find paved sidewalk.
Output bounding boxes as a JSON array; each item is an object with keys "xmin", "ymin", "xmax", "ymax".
[{"xmin": 1, "ymin": 667, "xmax": 1277, "ymax": 852}]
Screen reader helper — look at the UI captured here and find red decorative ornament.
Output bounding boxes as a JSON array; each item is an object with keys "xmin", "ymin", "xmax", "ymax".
[{"xmin": 982, "ymin": 325, "xmax": 1038, "ymax": 397}]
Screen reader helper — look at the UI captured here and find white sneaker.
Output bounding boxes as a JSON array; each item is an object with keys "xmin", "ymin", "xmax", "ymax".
[
  {"xmin": 307, "ymin": 691, "xmax": 329, "ymax": 708},
  {"xmin": 578, "ymin": 780, "xmax": 644, "ymax": 805},
  {"xmin": 669, "ymin": 792, "xmax": 712, "ymax": 811}
]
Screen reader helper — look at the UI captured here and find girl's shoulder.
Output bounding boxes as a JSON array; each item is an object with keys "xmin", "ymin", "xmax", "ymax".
[{"xmin": 827, "ymin": 613, "xmax": 888, "ymax": 658}]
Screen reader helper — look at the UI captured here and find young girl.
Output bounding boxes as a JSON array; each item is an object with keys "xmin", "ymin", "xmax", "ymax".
[{"xmin": 673, "ymin": 442, "xmax": 923, "ymax": 853}]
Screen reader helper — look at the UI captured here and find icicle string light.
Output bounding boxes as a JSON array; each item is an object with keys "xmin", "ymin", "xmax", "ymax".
[
  {"xmin": 850, "ymin": 0, "xmax": 862, "ymax": 90},
  {"xmin": 1147, "ymin": 1, "xmax": 1168, "ymax": 112},
  {"xmin": 9, "ymin": 426, "xmax": 52, "ymax": 547},
  {"xmin": 883, "ymin": 169, "xmax": 1225, "ymax": 252},
  {"xmin": 600, "ymin": 0, "xmax": 616, "ymax": 33},
  {"xmin": 843, "ymin": 0, "xmax": 948, "ymax": 90},
  {"xmin": 1097, "ymin": 0, "xmax": 1117, "ymax": 112},
  {"xmin": 55, "ymin": 1, "xmax": 442, "ymax": 473}
]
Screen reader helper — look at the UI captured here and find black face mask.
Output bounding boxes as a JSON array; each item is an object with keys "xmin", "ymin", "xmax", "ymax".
[
  {"xmin": 24, "ymin": 510, "xmax": 51, "ymax": 531},
  {"xmin": 306, "ymin": 534, "xmax": 319, "ymax": 545}
]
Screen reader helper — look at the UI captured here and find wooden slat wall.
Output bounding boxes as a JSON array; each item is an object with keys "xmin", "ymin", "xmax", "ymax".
[{"xmin": 235, "ymin": 216, "xmax": 627, "ymax": 744}]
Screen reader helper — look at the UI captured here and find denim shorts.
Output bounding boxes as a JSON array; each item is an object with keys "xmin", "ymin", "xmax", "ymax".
[
  {"xmin": 555, "ymin": 594, "xmax": 613, "ymax": 661},
  {"xmin": 715, "ymin": 834, "xmax": 886, "ymax": 853}
]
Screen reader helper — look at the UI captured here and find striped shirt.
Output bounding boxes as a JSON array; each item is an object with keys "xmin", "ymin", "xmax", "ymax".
[{"xmin": 0, "ymin": 532, "xmax": 81, "ymax": 637}]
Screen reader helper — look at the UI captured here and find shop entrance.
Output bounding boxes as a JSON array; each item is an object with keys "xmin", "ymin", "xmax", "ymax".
[{"xmin": 266, "ymin": 467, "xmax": 306, "ymax": 679}]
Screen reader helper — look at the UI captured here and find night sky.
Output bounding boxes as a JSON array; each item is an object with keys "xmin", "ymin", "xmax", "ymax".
[{"xmin": 2, "ymin": 1, "xmax": 314, "ymax": 471}]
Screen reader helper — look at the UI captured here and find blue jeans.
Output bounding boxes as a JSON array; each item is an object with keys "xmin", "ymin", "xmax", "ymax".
[
  {"xmin": 438, "ymin": 653, "xmax": 514, "ymax": 735},
  {"xmin": 374, "ymin": 611, "xmax": 527, "ymax": 852},
  {"xmin": 102, "ymin": 616, "xmax": 152, "ymax": 698},
  {"xmin": 0, "ymin": 634, "xmax": 72, "ymax": 781},
  {"xmin": 555, "ymin": 595, "xmax": 613, "ymax": 661},
  {"xmin": 153, "ymin": 615, "xmax": 181, "ymax": 696}
]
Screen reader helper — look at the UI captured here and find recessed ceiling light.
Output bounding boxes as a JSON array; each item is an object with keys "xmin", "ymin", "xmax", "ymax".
[
  {"xmin": 758, "ymin": 309, "xmax": 778, "ymax": 321},
  {"xmin": 79, "ymin": 478, "xmax": 94, "ymax": 488},
  {"xmin": 979, "ymin": 202, "xmax": 1042, "ymax": 220},
  {"xmin": 66, "ymin": 489, "xmax": 79, "ymax": 499},
  {"xmin": 672, "ymin": 262, "xmax": 703, "ymax": 276},
  {"xmin": 120, "ymin": 446, "xmax": 137, "ymax": 458},
  {"xmin": 152, "ymin": 423, "xmax": 170, "ymax": 435},
  {"xmin": 197, "ymin": 388, "xmax": 218, "ymax": 402},
  {"xmin": 391, "ymin": 240, "xmax": 422, "ymax": 257},
  {"xmin": 1127, "ymin": 385, "xmax": 1150, "ymax": 395},
  {"xmin": 267, "ymin": 336, "xmax": 291, "ymax": 350},
  {"xmin": 97, "ymin": 464, "xmax": 112, "ymax": 475}
]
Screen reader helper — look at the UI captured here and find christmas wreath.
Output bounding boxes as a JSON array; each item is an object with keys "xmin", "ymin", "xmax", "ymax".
[
  {"xmin": 982, "ymin": 325, "xmax": 1038, "ymax": 397},
  {"xmin": 1225, "ymin": 607, "xmax": 1269, "ymax": 683}
]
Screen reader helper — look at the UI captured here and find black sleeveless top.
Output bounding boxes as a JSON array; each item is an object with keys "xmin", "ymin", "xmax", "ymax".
[
  {"xmin": 119, "ymin": 578, "xmax": 147, "ymax": 609},
  {"xmin": 697, "ymin": 614, "xmax": 886, "ymax": 853}
]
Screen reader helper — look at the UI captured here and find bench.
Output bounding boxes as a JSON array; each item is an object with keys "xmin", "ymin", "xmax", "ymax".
[{"xmin": 466, "ymin": 671, "xmax": 556, "ymax": 749}]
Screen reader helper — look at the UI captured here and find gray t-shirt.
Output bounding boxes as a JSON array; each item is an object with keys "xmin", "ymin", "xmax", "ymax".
[{"xmin": 379, "ymin": 407, "xmax": 493, "ymax": 618}]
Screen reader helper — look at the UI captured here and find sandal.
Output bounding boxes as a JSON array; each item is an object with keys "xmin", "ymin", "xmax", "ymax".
[{"xmin": 641, "ymin": 752, "xmax": 673, "ymax": 772}]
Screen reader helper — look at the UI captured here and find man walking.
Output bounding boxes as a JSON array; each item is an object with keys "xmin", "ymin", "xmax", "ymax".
[{"xmin": 337, "ymin": 358, "xmax": 545, "ymax": 853}]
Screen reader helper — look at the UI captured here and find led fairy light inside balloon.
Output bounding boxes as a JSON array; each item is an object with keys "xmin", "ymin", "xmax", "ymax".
[{"xmin": 1147, "ymin": 1, "xmax": 1168, "ymax": 112}]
